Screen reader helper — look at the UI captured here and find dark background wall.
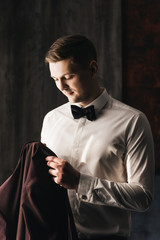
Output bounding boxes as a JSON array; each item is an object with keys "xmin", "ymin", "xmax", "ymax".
[
  {"xmin": 0, "ymin": 0, "xmax": 159, "ymax": 239},
  {"xmin": 0, "ymin": 0, "xmax": 121, "ymax": 183},
  {"xmin": 0, "ymin": 0, "xmax": 121, "ymax": 182}
]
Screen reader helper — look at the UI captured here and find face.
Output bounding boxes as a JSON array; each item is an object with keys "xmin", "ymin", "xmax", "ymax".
[{"xmin": 49, "ymin": 58, "xmax": 99, "ymax": 107}]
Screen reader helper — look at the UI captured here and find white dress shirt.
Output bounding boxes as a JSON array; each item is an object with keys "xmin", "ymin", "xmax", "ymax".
[{"xmin": 41, "ymin": 89, "xmax": 154, "ymax": 239}]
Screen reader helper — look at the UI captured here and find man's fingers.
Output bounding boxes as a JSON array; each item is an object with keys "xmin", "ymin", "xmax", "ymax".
[
  {"xmin": 45, "ymin": 156, "xmax": 63, "ymax": 163},
  {"xmin": 45, "ymin": 156, "xmax": 56, "ymax": 161},
  {"xmin": 48, "ymin": 168, "xmax": 56, "ymax": 176},
  {"xmin": 48, "ymin": 169, "xmax": 62, "ymax": 185},
  {"xmin": 51, "ymin": 157, "xmax": 64, "ymax": 164},
  {"xmin": 47, "ymin": 161, "xmax": 58, "ymax": 169}
]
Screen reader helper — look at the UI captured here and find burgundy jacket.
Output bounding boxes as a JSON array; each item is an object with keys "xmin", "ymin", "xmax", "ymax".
[{"xmin": 0, "ymin": 142, "xmax": 77, "ymax": 240}]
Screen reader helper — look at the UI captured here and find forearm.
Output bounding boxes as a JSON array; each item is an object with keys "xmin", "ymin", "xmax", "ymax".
[{"xmin": 77, "ymin": 173, "xmax": 153, "ymax": 212}]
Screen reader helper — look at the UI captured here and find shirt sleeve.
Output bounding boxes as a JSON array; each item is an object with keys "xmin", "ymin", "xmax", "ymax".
[
  {"xmin": 40, "ymin": 114, "xmax": 48, "ymax": 144},
  {"xmin": 77, "ymin": 113, "xmax": 155, "ymax": 212}
]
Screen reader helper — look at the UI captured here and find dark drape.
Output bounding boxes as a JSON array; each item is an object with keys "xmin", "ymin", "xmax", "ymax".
[
  {"xmin": 0, "ymin": 141, "xmax": 77, "ymax": 239},
  {"xmin": 0, "ymin": 0, "xmax": 122, "ymax": 184},
  {"xmin": 122, "ymin": 0, "xmax": 160, "ymax": 173}
]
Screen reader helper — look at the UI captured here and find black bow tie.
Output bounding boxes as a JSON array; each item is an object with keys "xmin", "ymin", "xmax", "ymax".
[{"xmin": 71, "ymin": 105, "xmax": 96, "ymax": 121}]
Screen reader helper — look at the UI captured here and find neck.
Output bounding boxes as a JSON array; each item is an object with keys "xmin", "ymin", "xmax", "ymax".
[{"xmin": 79, "ymin": 86, "xmax": 104, "ymax": 107}]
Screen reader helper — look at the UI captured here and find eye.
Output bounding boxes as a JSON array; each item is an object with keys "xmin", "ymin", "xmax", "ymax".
[{"xmin": 64, "ymin": 74, "xmax": 74, "ymax": 80}]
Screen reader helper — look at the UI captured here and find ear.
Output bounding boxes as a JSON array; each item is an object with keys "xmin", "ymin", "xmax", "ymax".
[{"xmin": 89, "ymin": 60, "xmax": 98, "ymax": 79}]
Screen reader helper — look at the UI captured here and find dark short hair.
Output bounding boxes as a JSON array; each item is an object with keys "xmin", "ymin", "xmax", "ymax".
[{"xmin": 45, "ymin": 35, "xmax": 97, "ymax": 68}]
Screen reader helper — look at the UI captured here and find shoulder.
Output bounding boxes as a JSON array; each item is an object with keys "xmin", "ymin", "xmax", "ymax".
[
  {"xmin": 43, "ymin": 102, "xmax": 71, "ymax": 122},
  {"xmin": 109, "ymin": 96, "xmax": 141, "ymax": 115},
  {"xmin": 109, "ymin": 96, "xmax": 147, "ymax": 119},
  {"xmin": 108, "ymin": 96, "xmax": 150, "ymax": 127},
  {"xmin": 112, "ymin": 97, "xmax": 152, "ymax": 131}
]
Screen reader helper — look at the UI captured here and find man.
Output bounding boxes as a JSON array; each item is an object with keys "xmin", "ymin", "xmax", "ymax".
[{"xmin": 41, "ymin": 35, "xmax": 155, "ymax": 240}]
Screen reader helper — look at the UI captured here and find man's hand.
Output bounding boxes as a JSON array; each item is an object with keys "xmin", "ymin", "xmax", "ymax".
[{"xmin": 45, "ymin": 156, "xmax": 80, "ymax": 190}]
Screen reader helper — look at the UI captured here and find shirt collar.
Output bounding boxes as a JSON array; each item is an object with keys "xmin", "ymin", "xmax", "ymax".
[
  {"xmin": 86, "ymin": 88, "xmax": 109, "ymax": 114},
  {"xmin": 70, "ymin": 88, "xmax": 109, "ymax": 115}
]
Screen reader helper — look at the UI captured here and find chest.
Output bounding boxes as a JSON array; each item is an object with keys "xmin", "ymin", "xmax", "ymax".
[{"xmin": 45, "ymin": 116, "xmax": 127, "ymax": 181}]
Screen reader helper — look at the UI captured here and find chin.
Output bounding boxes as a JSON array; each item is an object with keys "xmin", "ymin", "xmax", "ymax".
[{"xmin": 68, "ymin": 96, "xmax": 79, "ymax": 103}]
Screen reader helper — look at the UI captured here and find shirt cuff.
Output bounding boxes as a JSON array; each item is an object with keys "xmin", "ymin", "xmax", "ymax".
[{"xmin": 77, "ymin": 173, "xmax": 96, "ymax": 201}]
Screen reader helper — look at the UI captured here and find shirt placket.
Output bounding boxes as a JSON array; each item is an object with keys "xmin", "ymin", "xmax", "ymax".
[{"xmin": 70, "ymin": 118, "xmax": 86, "ymax": 167}]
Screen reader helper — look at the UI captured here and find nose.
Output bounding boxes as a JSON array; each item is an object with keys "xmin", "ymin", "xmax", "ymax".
[{"xmin": 57, "ymin": 79, "xmax": 68, "ymax": 91}]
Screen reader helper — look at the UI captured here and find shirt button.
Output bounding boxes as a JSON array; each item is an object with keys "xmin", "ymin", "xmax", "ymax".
[{"xmin": 81, "ymin": 195, "xmax": 87, "ymax": 200}]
